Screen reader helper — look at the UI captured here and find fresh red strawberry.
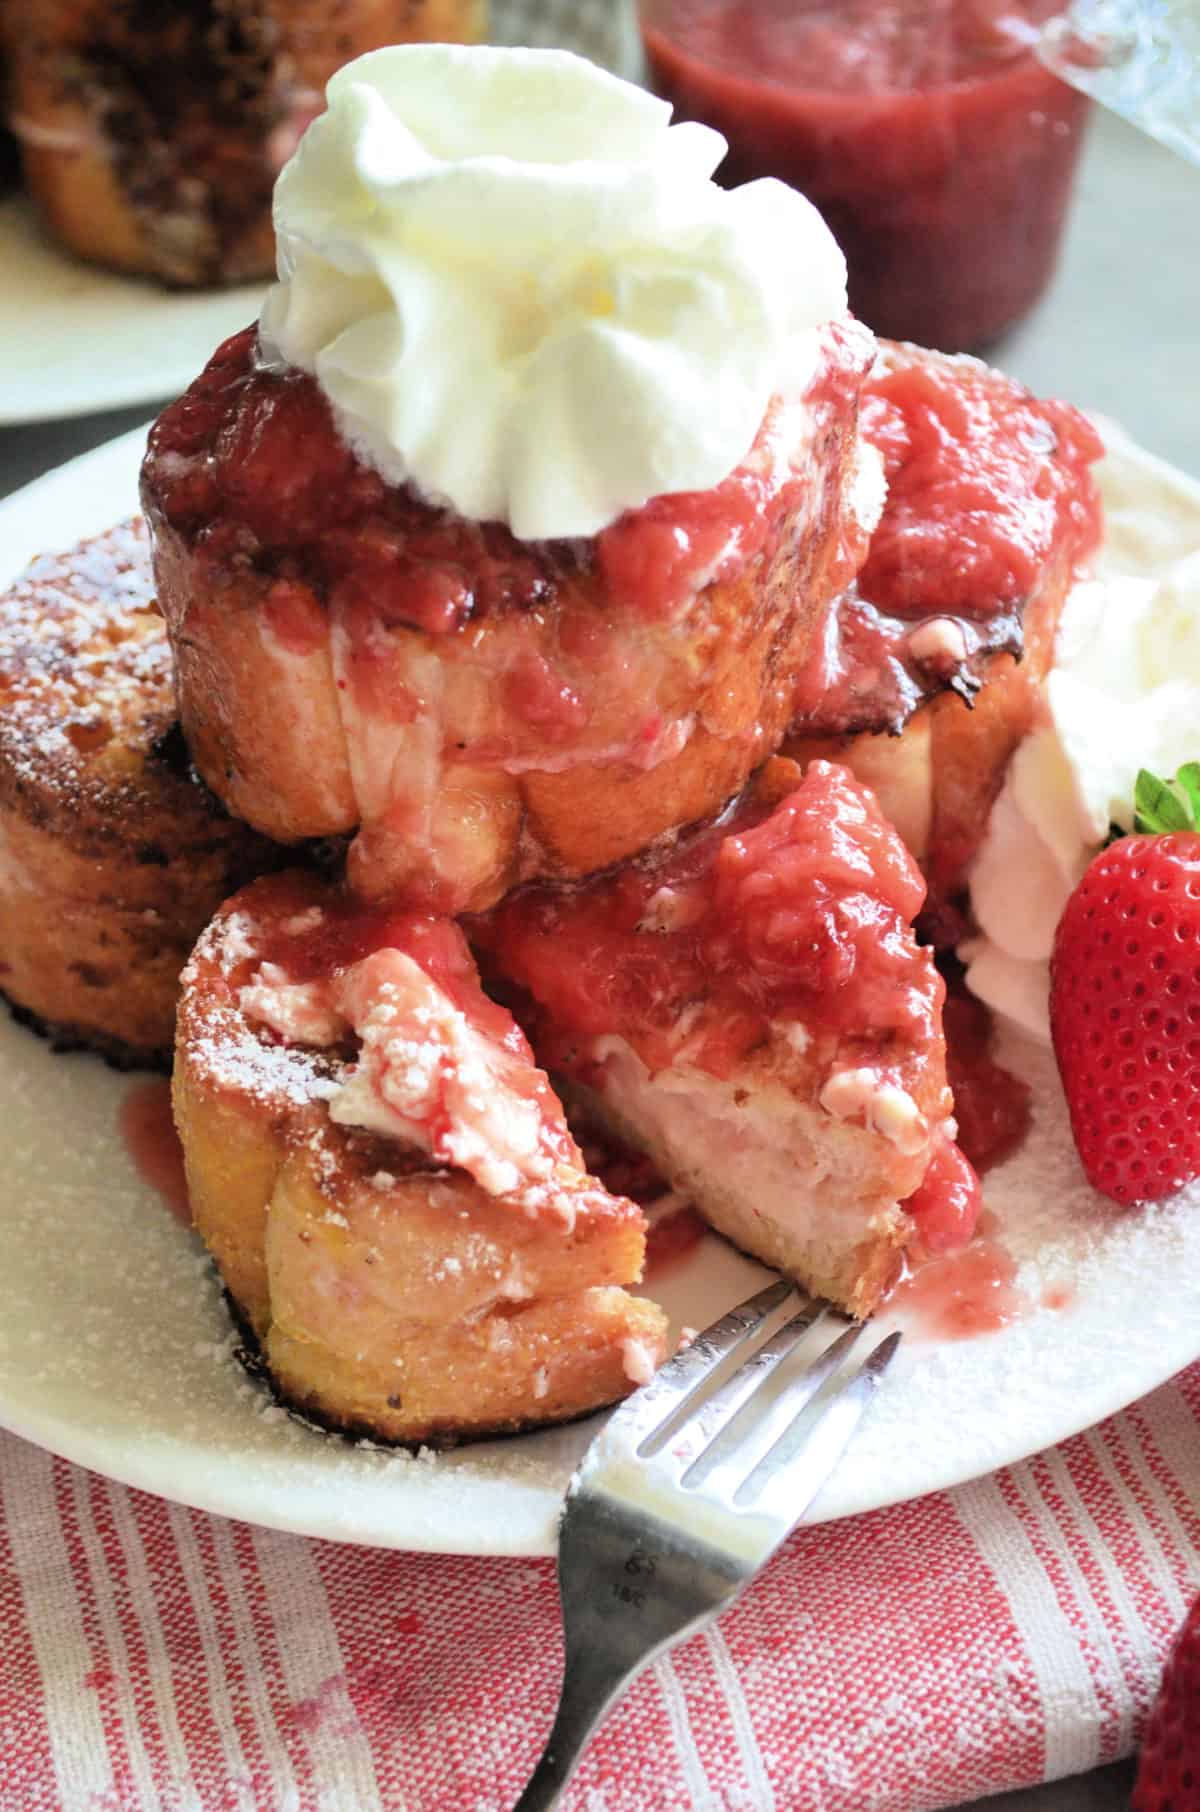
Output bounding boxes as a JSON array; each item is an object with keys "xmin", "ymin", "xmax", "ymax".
[
  {"xmin": 1050, "ymin": 764, "xmax": 1200, "ymax": 1207},
  {"xmin": 1132, "ymin": 1591, "xmax": 1200, "ymax": 1812}
]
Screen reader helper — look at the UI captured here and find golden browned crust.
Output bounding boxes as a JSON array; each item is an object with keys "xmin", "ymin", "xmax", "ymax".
[
  {"xmin": 175, "ymin": 871, "xmax": 669, "ymax": 1444},
  {"xmin": 0, "ymin": 519, "xmax": 281, "ymax": 1064},
  {"xmin": 3, "ymin": 0, "xmax": 487, "ymax": 285},
  {"xmin": 226, "ymin": 1278, "xmax": 670, "ymax": 1449}
]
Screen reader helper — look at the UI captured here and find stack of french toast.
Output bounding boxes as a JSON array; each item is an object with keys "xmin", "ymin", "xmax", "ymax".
[
  {"xmin": 0, "ymin": 313, "xmax": 1102, "ymax": 1446},
  {"xmin": 0, "ymin": 39, "xmax": 1106, "ymax": 1444}
]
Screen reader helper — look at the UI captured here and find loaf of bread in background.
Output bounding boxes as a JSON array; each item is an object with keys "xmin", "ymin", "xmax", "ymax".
[{"xmin": 2, "ymin": 0, "xmax": 487, "ymax": 285}]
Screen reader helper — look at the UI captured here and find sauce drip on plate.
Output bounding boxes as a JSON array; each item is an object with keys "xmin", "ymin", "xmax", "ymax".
[
  {"xmin": 119, "ymin": 1079, "xmax": 190, "ymax": 1225},
  {"xmin": 644, "ymin": 1204, "xmax": 710, "ymax": 1281},
  {"xmin": 889, "ymin": 1236, "xmax": 1025, "ymax": 1340},
  {"xmin": 892, "ymin": 992, "xmax": 1046, "ymax": 1337}
]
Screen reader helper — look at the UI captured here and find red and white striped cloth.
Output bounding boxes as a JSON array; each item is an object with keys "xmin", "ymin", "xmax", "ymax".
[{"xmin": 2, "ymin": 1364, "xmax": 1197, "ymax": 1811}]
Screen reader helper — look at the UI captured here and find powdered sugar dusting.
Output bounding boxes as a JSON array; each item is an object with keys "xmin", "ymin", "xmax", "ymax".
[
  {"xmin": 0, "ymin": 520, "xmax": 272, "ymax": 903},
  {"xmin": 186, "ymin": 987, "xmax": 343, "ymax": 1111},
  {"xmin": 0, "ymin": 520, "xmax": 166, "ymax": 806},
  {"xmin": 226, "ymin": 917, "xmax": 595, "ymax": 1224},
  {"xmin": 182, "ymin": 907, "xmax": 344, "ymax": 1111},
  {"xmin": 239, "ymin": 967, "xmax": 346, "ymax": 1047}
]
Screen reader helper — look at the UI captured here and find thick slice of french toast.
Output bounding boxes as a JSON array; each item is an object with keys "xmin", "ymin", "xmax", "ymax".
[
  {"xmin": 784, "ymin": 341, "xmax": 1104, "ymax": 934},
  {"xmin": 478, "ymin": 758, "xmax": 966, "ymax": 1319},
  {"xmin": 175, "ymin": 871, "xmax": 668, "ymax": 1444},
  {"xmin": 141, "ymin": 319, "xmax": 875, "ymax": 912},
  {"xmin": 0, "ymin": 519, "xmax": 280, "ymax": 1066}
]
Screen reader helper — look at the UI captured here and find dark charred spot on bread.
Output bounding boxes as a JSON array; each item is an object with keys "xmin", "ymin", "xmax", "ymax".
[
  {"xmin": 0, "ymin": 992, "xmax": 172, "ymax": 1073},
  {"xmin": 150, "ymin": 720, "xmax": 195, "ymax": 780},
  {"xmin": 69, "ymin": 961, "xmax": 114, "ymax": 989}
]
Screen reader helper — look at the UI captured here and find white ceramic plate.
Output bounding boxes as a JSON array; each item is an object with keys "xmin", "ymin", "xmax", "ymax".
[
  {"xmin": 1, "ymin": 427, "xmax": 1199, "ymax": 1557},
  {"xmin": 0, "ymin": 198, "xmax": 266, "ymax": 425}
]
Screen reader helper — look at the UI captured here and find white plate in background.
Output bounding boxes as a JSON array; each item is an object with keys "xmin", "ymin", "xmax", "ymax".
[{"xmin": 0, "ymin": 198, "xmax": 266, "ymax": 425}]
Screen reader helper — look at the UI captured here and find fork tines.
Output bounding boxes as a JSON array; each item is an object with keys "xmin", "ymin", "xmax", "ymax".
[{"xmin": 583, "ymin": 1279, "xmax": 902, "ymax": 1557}]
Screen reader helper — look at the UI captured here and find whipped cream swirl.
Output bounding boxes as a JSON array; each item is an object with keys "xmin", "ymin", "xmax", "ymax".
[{"xmin": 259, "ymin": 44, "xmax": 848, "ymax": 540}]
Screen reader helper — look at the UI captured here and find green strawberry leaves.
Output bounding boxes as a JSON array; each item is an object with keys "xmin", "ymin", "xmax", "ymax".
[
  {"xmin": 1133, "ymin": 763, "xmax": 1200, "ymax": 835},
  {"xmin": 1177, "ymin": 763, "xmax": 1200, "ymax": 823}
]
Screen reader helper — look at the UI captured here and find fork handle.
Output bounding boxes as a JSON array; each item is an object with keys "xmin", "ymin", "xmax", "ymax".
[
  {"xmin": 513, "ymin": 1488, "xmax": 743, "ymax": 1811},
  {"xmin": 512, "ymin": 1639, "xmax": 643, "ymax": 1812}
]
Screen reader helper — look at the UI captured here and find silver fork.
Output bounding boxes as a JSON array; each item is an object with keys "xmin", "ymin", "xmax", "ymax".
[{"xmin": 513, "ymin": 1279, "xmax": 901, "ymax": 1812}]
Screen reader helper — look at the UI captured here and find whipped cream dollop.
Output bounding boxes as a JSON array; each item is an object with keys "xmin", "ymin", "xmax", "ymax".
[
  {"xmin": 238, "ymin": 940, "xmax": 581, "ymax": 1218},
  {"xmin": 259, "ymin": 44, "xmax": 848, "ymax": 540},
  {"xmin": 964, "ymin": 436, "xmax": 1200, "ymax": 1040}
]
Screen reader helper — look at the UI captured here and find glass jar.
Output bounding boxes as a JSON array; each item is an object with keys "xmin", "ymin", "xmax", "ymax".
[{"xmin": 638, "ymin": 0, "xmax": 1093, "ymax": 353}]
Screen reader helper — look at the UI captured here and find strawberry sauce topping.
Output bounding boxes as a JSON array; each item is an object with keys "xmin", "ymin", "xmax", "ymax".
[
  {"xmin": 142, "ymin": 321, "xmax": 866, "ymax": 637},
  {"xmin": 859, "ymin": 353, "xmax": 1103, "ymax": 617},
  {"xmin": 895, "ymin": 983, "xmax": 1028, "ymax": 1261},
  {"xmin": 902, "ymin": 1135, "xmax": 983, "ymax": 1257},
  {"xmin": 480, "ymin": 760, "xmax": 942, "ymax": 1081},
  {"xmin": 143, "ymin": 322, "xmax": 871, "ymax": 908},
  {"xmin": 598, "ymin": 320, "xmax": 871, "ymax": 619},
  {"xmin": 238, "ymin": 880, "xmax": 521, "ymax": 1048},
  {"xmin": 792, "ymin": 349, "xmax": 1104, "ymax": 735},
  {"xmin": 142, "ymin": 327, "xmax": 553, "ymax": 640}
]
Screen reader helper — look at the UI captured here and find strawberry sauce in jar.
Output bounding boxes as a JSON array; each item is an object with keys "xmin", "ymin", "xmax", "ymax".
[{"xmin": 640, "ymin": 0, "xmax": 1091, "ymax": 351}]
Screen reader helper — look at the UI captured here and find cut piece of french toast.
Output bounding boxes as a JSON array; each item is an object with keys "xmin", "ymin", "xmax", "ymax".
[
  {"xmin": 784, "ymin": 341, "xmax": 1104, "ymax": 934},
  {"xmin": 175, "ymin": 870, "xmax": 668, "ymax": 1444},
  {"xmin": 478, "ymin": 757, "xmax": 964, "ymax": 1319},
  {"xmin": 2, "ymin": 0, "xmax": 487, "ymax": 286},
  {"xmin": 0, "ymin": 519, "xmax": 281, "ymax": 1067},
  {"xmin": 141, "ymin": 318, "xmax": 876, "ymax": 912}
]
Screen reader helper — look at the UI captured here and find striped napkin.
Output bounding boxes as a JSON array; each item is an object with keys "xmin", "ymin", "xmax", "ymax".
[{"xmin": 3, "ymin": 1360, "xmax": 1196, "ymax": 1811}]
